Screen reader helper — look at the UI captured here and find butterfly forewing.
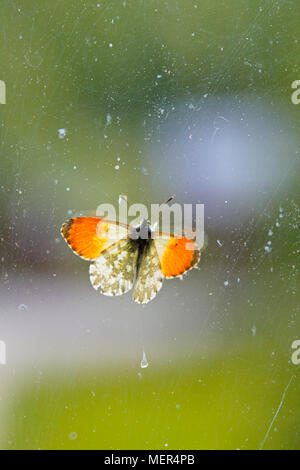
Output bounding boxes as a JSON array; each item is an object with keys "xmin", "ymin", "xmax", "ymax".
[
  {"xmin": 61, "ymin": 217, "xmax": 129, "ymax": 260},
  {"xmin": 153, "ymin": 232, "xmax": 200, "ymax": 278}
]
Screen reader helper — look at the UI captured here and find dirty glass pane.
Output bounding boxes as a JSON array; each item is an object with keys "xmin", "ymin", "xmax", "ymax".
[{"xmin": 0, "ymin": 0, "xmax": 299, "ymax": 450}]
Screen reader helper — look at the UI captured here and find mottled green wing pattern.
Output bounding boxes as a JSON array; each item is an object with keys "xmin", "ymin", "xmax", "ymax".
[
  {"xmin": 89, "ymin": 239, "xmax": 138, "ymax": 296},
  {"xmin": 132, "ymin": 240, "xmax": 163, "ymax": 304}
]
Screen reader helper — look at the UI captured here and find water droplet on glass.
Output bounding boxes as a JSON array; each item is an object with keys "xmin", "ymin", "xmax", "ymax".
[
  {"xmin": 68, "ymin": 432, "xmax": 78, "ymax": 441},
  {"xmin": 58, "ymin": 128, "xmax": 67, "ymax": 139},
  {"xmin": 140, "ymin": 350, "xmax": 149, "ymax": 369},
  {"xmin": 18, "ymin": 303, "xmax": 28, "ymax": 312}
]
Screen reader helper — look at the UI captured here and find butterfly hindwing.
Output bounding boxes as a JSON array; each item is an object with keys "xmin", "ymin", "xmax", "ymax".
[
  {"xmin": 132, "ymin": 240, "xmax": 163, "ymax": 304},
  {"xmin": 89, "ymin": 238, "xmax": 138, "ymax": 296}
]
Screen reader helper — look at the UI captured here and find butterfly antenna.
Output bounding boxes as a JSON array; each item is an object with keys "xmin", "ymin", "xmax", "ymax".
[{"xmin": 162, "ymin": 194, "xmax": 176, "ymax": 206}]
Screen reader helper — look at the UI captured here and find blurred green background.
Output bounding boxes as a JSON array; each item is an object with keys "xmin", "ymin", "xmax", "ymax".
[{"xmin": 0, "ymin": 0, "xmax": 300, "ymax": 450}]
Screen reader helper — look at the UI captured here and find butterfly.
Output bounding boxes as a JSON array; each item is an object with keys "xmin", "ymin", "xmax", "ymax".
[{"xmin": 60, "ymin": 213, "xmax": 200, "ymax": 304}]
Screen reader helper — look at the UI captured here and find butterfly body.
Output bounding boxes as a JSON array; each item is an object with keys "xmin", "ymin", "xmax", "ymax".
[{"xmin": 61, "ymin": 216, "xmax": 200, "ymax": 304}]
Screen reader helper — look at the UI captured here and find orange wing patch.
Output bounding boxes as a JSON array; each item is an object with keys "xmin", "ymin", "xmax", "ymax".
[
  {"xmin": 61, "ymin": 217, "xmax": 109, "ymax": 260},
  {"xmin": 154, "ymin": 236, "xmax": 200, "ymax": 278}
]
